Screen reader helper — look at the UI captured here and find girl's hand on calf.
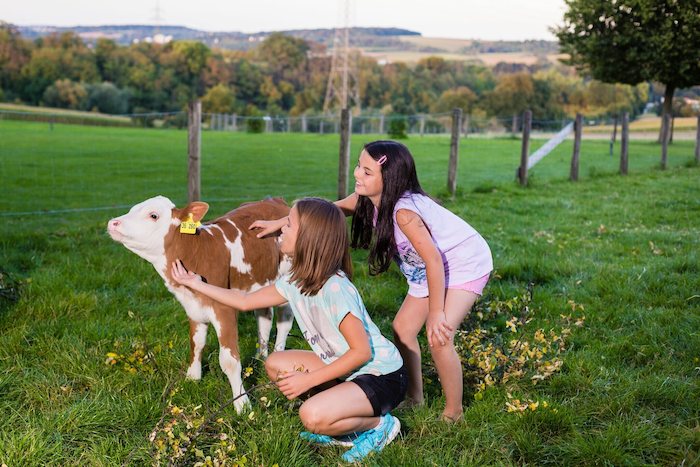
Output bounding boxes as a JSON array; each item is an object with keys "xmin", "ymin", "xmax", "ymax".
[
  {"xmin": 426, "ymin": 311, "xmax": 453, "ymax": 347},
  {"xmin": 249, "ymin": 217, "xmax": 286, "ymax": 238},
  {"xmin": 171, "ymin": 260, "xmax": 203, "ymax": 288}
]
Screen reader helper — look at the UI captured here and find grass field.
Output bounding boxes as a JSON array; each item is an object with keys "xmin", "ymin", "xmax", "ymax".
[{"xmin": 1, "ymin": 120, "xmax": 699, "ymax": 465}]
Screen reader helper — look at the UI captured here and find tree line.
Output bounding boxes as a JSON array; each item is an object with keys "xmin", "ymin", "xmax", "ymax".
[{"xmin": 0, "ymin": 20, "xmax": 695, "ymax": 126}]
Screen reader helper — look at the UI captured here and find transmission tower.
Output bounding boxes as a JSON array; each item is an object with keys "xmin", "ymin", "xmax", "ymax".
[
  {"xmin": 323, "ymin": 0, "xmax": 361, "ymax": 114},
  {"xmin": 152, "ymin": 0, "xmax": 163, "ymax": 38}
]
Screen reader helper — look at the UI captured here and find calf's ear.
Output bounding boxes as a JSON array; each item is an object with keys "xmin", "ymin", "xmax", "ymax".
[{"xmin": 178, "ymin": 201, "xmax": 210, "ymax": 222}]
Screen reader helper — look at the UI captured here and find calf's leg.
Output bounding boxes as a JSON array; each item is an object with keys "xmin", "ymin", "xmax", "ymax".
[
  {"xmin": 273, "ymin": 304, "xmax": 293, "ymax": 352},
  {"xmin": 254, "ymin": 308, "xmax": 274, "ymax": 357},
  {"xmin": 213, "ymin": 307, "xmax": 249, "ymax": 413},
  {"xmin": 187, "ymin": 320, "xmax": 208, "ymax": 380}
]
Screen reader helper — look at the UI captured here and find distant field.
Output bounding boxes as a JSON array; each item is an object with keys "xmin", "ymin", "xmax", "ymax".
[
  {"xmin": 0, "ymin": 103, "xmax": 131, "ymax": 123},
  {"xmin": 1, "ymin": 120, "xmax": 698, "ymax": 465},
  {"xmin": 360, "ymin": 35, "xmax": 566, "ymax": 65},
  {"xmin": 585, "ymin": 115, "xmax": 699, "ymax": 134}
]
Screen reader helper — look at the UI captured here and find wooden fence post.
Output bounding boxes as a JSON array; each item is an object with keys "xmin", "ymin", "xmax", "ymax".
[
  {"xmin": 187, "ymin": 100, "xmax": 202, "ymax": 202},
  {"xmin": 570, "ymin": 113, "xmax": 582, "ymax": 181},
  {"xmin": 420, "ymin": 115, "xmax": 425, "ymax": 137},
  {"xmin": 695, "ymin": 115, "xmax": 700, "ymax": 164},
  {"xmin": 518, "ymin": 110, "xmax": 532, "ymax": 186},
  {"xmin": 620, "ymin": 112, "xmax": 629, "ymax": 175},
  {"xmin": 301, "ymin": 115, "xmax": 307, "ymax": 133},
  {"xmin": 661, "ymin": 113, "xmax": 671, "ymax": 170},
  {"xmin": 338, "ymin": 108, "xmax": 351, "ymax": 199},
  {"xmin": 447, "ymin": 108, "xmax": 462, "ymax": 196},
  {"xmin": 231, "ymin": 114, "xmax": 237, "ymax": 131},
  {"xmin": 610, "ymin": 114, "xmax": 618, "ymax": 156},
  {"xmin": 319, "ymin": 120, "xmax": 324, "ymax": 134},
  {"xmin": 379, "ymin": 115, "xmax": 385, "ymax": 134}
]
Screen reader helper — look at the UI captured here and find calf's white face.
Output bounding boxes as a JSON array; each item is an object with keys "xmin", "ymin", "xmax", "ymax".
[{"xmin": 107, "ymin": 195, "xmax": 176, "ymax": 263}]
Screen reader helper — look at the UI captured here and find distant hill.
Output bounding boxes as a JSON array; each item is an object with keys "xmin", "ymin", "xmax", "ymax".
[
  {"xmin": 15, "ymin": 24, "xmax": 421, "ymax": 50},
  {"xmin": 13, "ymin": 24, "xmax": 561, "ymax": 65}
]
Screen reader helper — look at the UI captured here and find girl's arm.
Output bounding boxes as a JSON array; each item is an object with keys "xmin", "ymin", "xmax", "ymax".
[
  {"xmin": 335, "ymin": 192, "xmax": 359, "ymax": 216},
  {"xmin": 277, "ymin": 313, "xmax": 371, "ymax": 400},
  {"xmin": 249, "ymin": 216, "xmax": 288, "ymax": 238},
  {"xmin": 171, "ymin": 260, "xmax": 287, "ymax": 310},
  {"xmin": 249, "ymin": 193, "xmax": 358, "ymax": 238},
  {"xmin": 396, "ymin": 209, "xmax": 453, "ymax": 347}
]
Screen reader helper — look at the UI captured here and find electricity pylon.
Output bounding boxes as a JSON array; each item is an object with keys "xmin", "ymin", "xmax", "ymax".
[{"xmin": 323, "ymin": 0, "xmax": 361, "ymax": 114}]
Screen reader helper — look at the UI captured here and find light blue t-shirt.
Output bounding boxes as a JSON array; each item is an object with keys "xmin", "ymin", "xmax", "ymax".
[{"xmin": 274, "ymin": 272, "xmax": 403, "ymax": 380}]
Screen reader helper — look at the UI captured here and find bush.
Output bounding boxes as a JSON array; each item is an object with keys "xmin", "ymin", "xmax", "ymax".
[
  {"xmin": 246, "ymin": 117, "xmax": 264, "ymax": 133},
  {"xmin": 86, "ymin": 82, "xmax": 130, "ymax": 114},
  {"xmin": 387, "ymin": 116, "xmax": 408, "ymax": 139},
  {"xmin": 42, "ymin": 79, "xmax": 88, "ymax": 110}
]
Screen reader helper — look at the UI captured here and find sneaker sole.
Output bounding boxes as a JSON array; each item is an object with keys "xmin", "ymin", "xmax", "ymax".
[
  {"xmin": 384, "ymin": 416, "xmax": 401, "ymax": 446},
  {"xmin": 301, "ymin": 433, "xmax": 355, "ymax": 447}
]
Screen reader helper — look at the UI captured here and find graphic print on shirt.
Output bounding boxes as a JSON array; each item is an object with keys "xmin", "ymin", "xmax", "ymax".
[
  {"xmin": 396, "ymin": 240, "xmax": 427, "ymax": 285},
  {"xmin": 295, "ymin": 301, "xmax": 338, "ymax": 362}
]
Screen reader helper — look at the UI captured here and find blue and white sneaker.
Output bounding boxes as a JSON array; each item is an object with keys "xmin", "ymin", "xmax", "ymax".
[
  {"xmin": 341, "ymin": 413, "xmax": 401, "ymax": 463},
  {"xmin": 299, "ymin": 431, "xmax": 355, "ymax": 447}
]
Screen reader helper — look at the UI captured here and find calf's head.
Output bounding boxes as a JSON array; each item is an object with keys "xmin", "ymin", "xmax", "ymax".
[{"xmin": 107, "ymin": 195, "xmax": 209, "ymax": 263}]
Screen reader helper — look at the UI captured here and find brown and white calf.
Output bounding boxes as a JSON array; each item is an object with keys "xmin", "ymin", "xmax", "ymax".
[{"xmin": 107, "ymin": 196, "xmax": 293, "ymax": 412}]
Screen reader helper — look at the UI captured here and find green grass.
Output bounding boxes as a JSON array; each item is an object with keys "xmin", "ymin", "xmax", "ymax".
[{"xmin": 1, "ymin": 120, "xmax": 699, "ymax": 465}]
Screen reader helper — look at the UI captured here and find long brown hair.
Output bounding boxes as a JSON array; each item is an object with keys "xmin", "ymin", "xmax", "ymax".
[
  {"xmin": 290, "ymin": 198, "xmax": 353, "ymax": 296},
  {"xmin": 350, "ymin": 140, "xmax": 425, "ymax": 275}
]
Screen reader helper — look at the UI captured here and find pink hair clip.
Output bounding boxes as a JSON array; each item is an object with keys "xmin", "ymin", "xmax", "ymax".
[{"xmin": 377, "ymin": 155, "xmax": 388, "ymax": 165}]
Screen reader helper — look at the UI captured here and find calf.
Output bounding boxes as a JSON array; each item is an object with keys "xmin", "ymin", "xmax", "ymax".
[{"xmin": 107, "ymin": 196, "xmax": 293, "ymax": 412}]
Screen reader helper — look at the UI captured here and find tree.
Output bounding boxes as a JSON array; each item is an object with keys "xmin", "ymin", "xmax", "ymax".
[
  {"xmin": 201, "ymin": 83, "xmax": 235, "ymax": 114},
  {"xmin": 86, "ymin": 82, "xmax": 130, "ymax": 114},
  {"xmin": 554, "ymin": 0, "xmax": 700, "ymax": 139},
  {"xmin": 42, "ymin": 79, "xmax": 87, "ymax": 109},
  {"xmin": 0, "ymin": 22, "xmax": 32, "ymax": 100},
  {"xmin": 485, "ymin": 73, "xmax": 535, "ymax": 131},
  {"xmin": 256, "ymin": 33, "xmax": 309, "ymax": 83},
  {"xmin": 168, "ymin": 41, "xmax": 211, "ymax": 102},
  {"xmin": 432, "ymin": 86, "xmax": 477, "ymax": 114}
]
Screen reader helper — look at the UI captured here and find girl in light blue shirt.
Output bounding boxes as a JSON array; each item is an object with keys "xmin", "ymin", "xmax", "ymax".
[{"xmin": 172, "ymin": 197, "xmax": 406, "ymax": 463}]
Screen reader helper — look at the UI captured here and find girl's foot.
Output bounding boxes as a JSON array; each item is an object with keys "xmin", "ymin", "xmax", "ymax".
[{"xmin": 441, "ymin": 411, "xmax": 463, "ymax": 423}]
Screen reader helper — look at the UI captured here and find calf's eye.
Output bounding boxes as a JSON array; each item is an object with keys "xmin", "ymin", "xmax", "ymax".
[{"xmin": 150, "ymin": 213, "xmax": 159, "ymax": 220}]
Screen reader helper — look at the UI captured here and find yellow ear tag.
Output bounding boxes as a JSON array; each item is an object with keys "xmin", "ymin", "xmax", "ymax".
[{"xmin": 179, "ymin": 213, "xmax": 201, "ymax": 235}]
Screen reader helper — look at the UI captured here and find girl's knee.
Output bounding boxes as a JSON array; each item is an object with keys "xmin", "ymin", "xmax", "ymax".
[
  {"xmin": 392, "ymin": 320, "xmax": 415, "ymax": 343},
  {"xmin": 429, "ymin": 339, "xmax": 456, "ymax": 357},
  {"xmin": 298, "ymin": 402, "xmax": 327, "ymax": 433},
  {"xmin": 264, "ymin": 352, "xmax": 285, "ymax": 381}
]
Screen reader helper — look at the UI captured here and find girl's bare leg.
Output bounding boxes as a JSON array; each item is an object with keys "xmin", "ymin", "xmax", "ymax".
[
  {"xmin": 265, "ymin": 350, "xmax": 379, "ymax": 435},
  {"xmin": 298, "ymin": 382, "xmax": 378, "ymax": 436},
  {"xmin": 429, "ymin": 289, "xmax": 478, "ymax": 421},
  {"xmin": 392, "ymin": 294, "xmax": 429, "ymax": 405},
  {"xmin": 265, "ymin": 349, "xmax": 326, "ymax": 381}
]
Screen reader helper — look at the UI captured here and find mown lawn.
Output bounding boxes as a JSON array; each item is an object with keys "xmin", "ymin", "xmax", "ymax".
[{"xmin": 1, "ymin": 120, "xmax": 698, "ymax": 465}]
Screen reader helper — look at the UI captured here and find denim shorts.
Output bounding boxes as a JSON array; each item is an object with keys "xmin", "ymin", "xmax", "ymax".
[{"xmin": 350, "ymin": 366, "xmax": 408, "ymax": 416}]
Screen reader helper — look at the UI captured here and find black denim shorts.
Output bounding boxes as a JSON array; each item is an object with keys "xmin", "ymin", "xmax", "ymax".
[{"xmin": 350, "ymin": 365, "xmax": 408, "ymax": 416}]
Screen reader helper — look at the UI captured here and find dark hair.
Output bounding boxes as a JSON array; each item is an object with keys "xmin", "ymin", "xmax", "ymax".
[
  {"xmin": 350, "ymin": 140, "xmax": 425, "ymax": 275},
  {"xmin": 290, "ymin": 197, "xmax": 353, "ymax": 296}
]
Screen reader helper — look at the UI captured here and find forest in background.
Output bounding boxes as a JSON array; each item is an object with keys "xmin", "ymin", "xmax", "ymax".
[{"xmin": 1, "ymin": 21, "xmax": 698, "ymax": 124}]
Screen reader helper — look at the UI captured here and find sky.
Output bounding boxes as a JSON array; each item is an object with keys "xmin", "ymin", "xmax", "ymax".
[{"xmin": 2, "ymin": 0, "xmax": 567, "ymax": 41}]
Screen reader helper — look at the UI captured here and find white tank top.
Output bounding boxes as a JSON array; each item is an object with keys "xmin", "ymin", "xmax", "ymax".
[{"xmin": 392, "ymin": 192, "xmax": 493, "ymax": 297}]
